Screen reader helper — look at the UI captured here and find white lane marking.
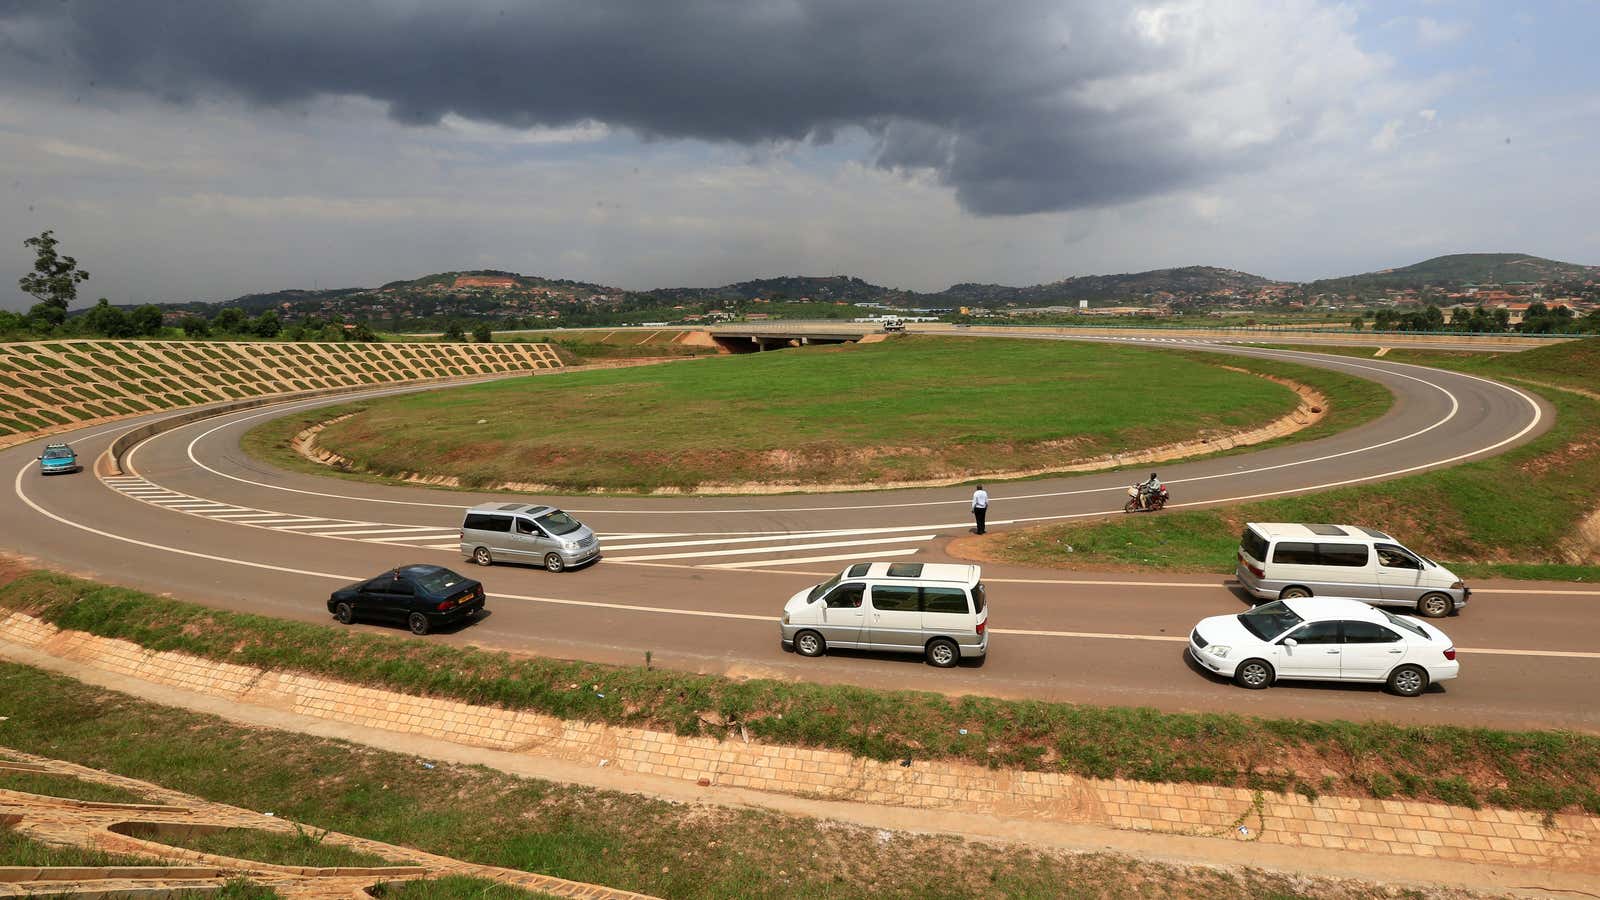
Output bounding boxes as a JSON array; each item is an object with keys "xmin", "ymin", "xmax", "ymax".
[
  {"xmin": 270, "ymin": 521, "xmax": 385, "ymax": 532},
  {"xmin": 309, "ymin": 526, "xmax": 455, "ymax": 537},
  {"xmin": 220, "ymin": 516, "xmax": 321, "ymax": 525},
  {"xmin": 597, "ymin": 533, "xmax": 693, "ymax": 541},
  {"xmin": 358, "ymin": 532, "xmax": 465, "ymax": 544},
  {"xmin": 603, "ymin": 526, "xmax": 936, "ymax": 552},
  {"xmin": 707, "ymin": 549, "xmax": 922, "ymax": 569},
  {"xmin": 608, "ymin": 534, "xmax": 936, "ymax": 562},
  {"xmin": 421, "ymin": 542, "xmax": 462, "ymax": 550},
  {"xmin": 168, "ymin": 345, "xmax": 1498, "ymax": 516},
  {"xmin": 993, "ymin": 628, "xmax": 1185, "ymax": 643},
  {"xmin": 18, "ymin": 463, "xmax": 1600, "ymax": 660},
  {"xmin": 980, "ymin": 576, "xmax": 1600, "ymax": 596}
]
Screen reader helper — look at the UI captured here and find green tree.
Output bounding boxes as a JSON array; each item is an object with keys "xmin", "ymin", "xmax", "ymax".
[
  {"xmin": 181, "ymin": 315, "xmax": 211, "ymax": 338},
  {"xmin": 472, "ymin": 322, "xmax": 493, "ymax": 342},
  {"xmin": 212, "ymin": 307, "xmax": 247, "ymax": 333},
  {"xmin": 80, "ymin": 298, "xmax": 131, "ymax": 337},
  {"xmin": 250, "ymin": 310, "xmax": 281, "ymax": 339},
  {"xmin": 129, "ymin": 304, "xmax": 163, "ymax": 336},
  {"xmin": 18, "ymin": 230, "xmax": 90, "ymax": 329},
  {"xmin": 443, "ymin": 320, "xmax": 466, "ymax": 341},
  {"xmin": 1348, "ymin": 314, "xmax": 1364, "ymax": 331}
]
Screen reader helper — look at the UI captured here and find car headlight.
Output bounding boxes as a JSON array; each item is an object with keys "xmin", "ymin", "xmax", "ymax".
[
  {"xmin": 1450, "ymin": 581, "xmax": 1465, "ymax": 590},
  {"xmin": 1208, "ymin": 645, "xmax": 1231, "ymax": 659},
  {"xmin": 782, "ymin": 612, "xmax": 790, "ymax": 625},
  {"xmin": 562, "ymin": 540, "xmax": 579, "ymax": 550}
]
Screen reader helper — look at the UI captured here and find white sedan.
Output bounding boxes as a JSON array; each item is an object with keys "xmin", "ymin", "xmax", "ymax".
[{"xmin": 1188, "ymin": 596, "xmax": 1458, "ymax": 697}]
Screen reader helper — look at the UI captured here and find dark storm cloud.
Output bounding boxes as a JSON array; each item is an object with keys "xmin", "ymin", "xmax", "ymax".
[{"xmin": 0, "ymin": 1, "xmax": 1333, "ymax": 215}]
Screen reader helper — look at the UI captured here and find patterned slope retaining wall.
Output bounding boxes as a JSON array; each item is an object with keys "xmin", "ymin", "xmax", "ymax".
[
  {"xmin": 2, "ymin": 612, "xmax": 1595, "ymax": 875},
  {"xmin": 0, "ymin": 339, "xmax": 560, "ymax": 447}
]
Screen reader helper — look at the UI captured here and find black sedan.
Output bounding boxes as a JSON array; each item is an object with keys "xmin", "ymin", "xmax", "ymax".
[{"xmin": 327, "ymin": 564, "xmax": 485, "ymax": 635}]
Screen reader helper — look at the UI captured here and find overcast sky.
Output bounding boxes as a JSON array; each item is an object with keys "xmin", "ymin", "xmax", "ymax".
[{"xmin": 3, "ymin": 0, "xmax": 1598, "ymax": 309}]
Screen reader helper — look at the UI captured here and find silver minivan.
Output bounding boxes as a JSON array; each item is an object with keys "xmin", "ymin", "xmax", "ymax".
[
  {"xmin": 1236, "ymin": 522, "xmax": 1469, "ymax": 618},
  {"xmin": 780, "ymin": 561, "xmax": 988, "ymax": 667},
  {"xmin": 460, "ymin": 502, "xmax": 601, "ymax": 572}
]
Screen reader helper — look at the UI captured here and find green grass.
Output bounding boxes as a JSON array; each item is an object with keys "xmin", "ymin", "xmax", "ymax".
[
  {"xmin": 0, "ymin": 770, "xmax": 150, "ymax": 804},
  {"xmin": 0, "ymin": 663, "xmax": 1470, "ymax": 900},
  {"xmin": 148, "ymin": 827, "xmax": 392, "ymax": 868},
  {"xmin": 993, "ymin": 341, "xmax": 1600, "ymax": 582},
  {"xmin": 5, "ymin": 571, "xmax": 1598, "ymax": 816},
  {"xmin": 0, "ymin": 826, "xmax": 281, "ymax": 897},
  {"xmin": 243, "ymin": 337, "xmax": 1343, "ymax": 492},
  {"xmin": 371, "ymin": 877, "xmax": 561, "ymax": 899}
]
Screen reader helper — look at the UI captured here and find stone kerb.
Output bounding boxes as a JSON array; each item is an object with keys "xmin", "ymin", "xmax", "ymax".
[
  {"xmin": 0, "ymin": 338, "xmax": 561, "ymax": 448},
  {"xmin": 3, "ymin": 611, "xmax": 1596, "ymax": 875}
]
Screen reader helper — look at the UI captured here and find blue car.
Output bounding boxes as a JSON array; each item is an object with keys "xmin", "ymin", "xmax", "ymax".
[{"xmin": 38, "ymin": 442, "xmax": 80, "ymax": 475}]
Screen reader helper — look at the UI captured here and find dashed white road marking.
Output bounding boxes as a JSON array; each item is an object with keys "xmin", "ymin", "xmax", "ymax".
[{"xmin": 706, "ymin": 549, "xmax": 922, "ymax": 569}]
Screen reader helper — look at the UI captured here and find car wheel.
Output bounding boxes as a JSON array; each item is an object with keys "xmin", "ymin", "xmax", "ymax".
[
  {"xmin": 1234, "ymin": 659, "xmax": 1274, "ymax": 690},
  {"xmin": 794, "ymin": 630, "xmax": 825, "ymax": 657},
  {"xmin": 333, "ymin": 601, "xmax": 355, "ymax": 625},
  {"xmin": 926, "ymin": 638, "xmax": 960, "ymax": 668},
  {"xmin": 407, "ymin": 612, "xmax": 430, "ymax": 636},
  {"xmin": 1387, "ymin": 664, "xmax": 1429, "ymax": 697},
  {"xmin": 1417, "ymin": 593, "xmax": 1452, "ymax": 619},
  {"xmin": 1279, "ymin": 586, "xmax": 1312, "ymax": 600},
  {"xmin": 1123, "ymin": 497, "xmax": 1139, "ymax": 513},
  {"xmin": 472, "ymin": 546, "xmax": 493, "ymax": 567},
  {"xmin": 543, "ymin": 553, "xmax": 565, "ymax": 573}
]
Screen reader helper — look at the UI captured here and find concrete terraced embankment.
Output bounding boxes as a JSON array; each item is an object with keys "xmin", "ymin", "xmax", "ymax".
[{"xmin": 0, "ymin": 339, "xmax": 561, "ymax": 448}]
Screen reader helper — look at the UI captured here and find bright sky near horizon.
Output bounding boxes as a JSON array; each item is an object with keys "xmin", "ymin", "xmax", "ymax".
[{"xmin": 2, "ymin": 0, "xmax": 1597, "ymax": 309}]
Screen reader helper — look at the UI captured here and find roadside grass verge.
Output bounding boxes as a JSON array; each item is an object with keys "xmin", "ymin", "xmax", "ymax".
[
  {"xmin": 243, "ymin": 337, "xmax": 1387, "ymax": 493},
  {"xmin": 988, "ymin": 343, "xmax": 1600, "ymax": 582},
  {"xmin": 4, "ymin": 571, "xmax": 1598, "ymax": 816},
  {"xmin": 0, "ymin": 770, "xmax": 149, "ymax": 804},
  {"xmin": 0, "ymin": 663, "xmax": 1480, "ymax": 900}
]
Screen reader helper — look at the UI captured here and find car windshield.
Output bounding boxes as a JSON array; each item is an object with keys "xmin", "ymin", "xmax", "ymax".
[
  {"xmin": 807, "ymin": 573, "xmax": 842, "ymax": 602},
  {"xmin": 42, "ymin": 447, "xmax": 74, "ymax": 459},
  {"xmin": 412, "ymin": 568, "xmax": 470, "ymax": 595},
  {"xmin": 1381, "ymin": 609, "xmax": 1430, "ymax": 639},
  {"xmin": 1237, "ymin": 601, "xmax": 1304, "ymax": 640},
  {"xmin": 534, "ymin": 509, "xmax": 583, "ymax": 536}
]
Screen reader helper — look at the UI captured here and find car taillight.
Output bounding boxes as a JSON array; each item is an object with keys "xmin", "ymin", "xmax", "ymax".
[
  {"xmin": 1239, "ymin": 551, "xmax": 1264, "ymax": 579},
  {"xmin": 437, "ymin": 600, "xmax": 454, "ymax": 611},
  {"xmin": 1443, "ymin": 647, "xmax": 1456, "ymax": 661},
  {"xmin": 976, "ymin": 619, "xmax": 986, "ymax": 635}
]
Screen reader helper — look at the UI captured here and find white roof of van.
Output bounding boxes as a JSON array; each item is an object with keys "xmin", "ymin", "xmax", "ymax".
[
  {"xmin": 1246, "ymin": 522, "xmax": 1393, "ymax": 541},
  {"xmin": 843, "ymin": 561, "xmax": 979, "ymax": 585}
]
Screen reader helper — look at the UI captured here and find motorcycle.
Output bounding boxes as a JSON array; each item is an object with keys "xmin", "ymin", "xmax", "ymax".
[{"xmin": 1124, "ymin": 483, "xmax": 1169, "ymax": 513}]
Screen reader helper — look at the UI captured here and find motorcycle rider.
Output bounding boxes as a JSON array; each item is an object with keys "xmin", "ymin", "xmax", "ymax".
[{"xmin": 1138, "ymin": 472, "xmax": 1162, "ymax": 509}]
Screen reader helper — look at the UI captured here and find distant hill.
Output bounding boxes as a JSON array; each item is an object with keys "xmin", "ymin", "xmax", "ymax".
[
  {"xmin": 375, "ymin": 270, "xmax": 621, "ymax": 296},
  {"xmin": 1311, "ymin": 254, "xmax": 1599, "ymax": 293},
  {"xmin": 649, "ymin": 275, "xmax": 905, "ymax": 304},
  {"xmin": 935, "ymin": 266, "xmax": 1282, "ymax": 306},
  {"xmin": 222, "ymin": 288, "xmax": 366, "ymax": 314}
]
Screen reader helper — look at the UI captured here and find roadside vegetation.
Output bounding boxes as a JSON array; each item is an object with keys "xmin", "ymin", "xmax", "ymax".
[
  {"xmin": 243, "ymin": 337, "xmax": 1354, "ymax": 493},
  {"xmin": 989, "ymin": 340, "xmax": 1600, "ymax": 582},
  {"xmin": 4, "ymin": 570, "xmax": 1597, "ymax": 816},
  {"xmin": 370, "ymin": 878, "xmax": 561, "ymax": 900},
  {"xmin": 0, "ymin": 663, "xmax": 1487, "ymax": 900},
  {"xmin": 0, "ymin": 769, "xmax": 149, "ymax": 803},
  {"xmin": 0, "ymin": 825, "xmax": 278, "ymax": 897},
  {"xmin": 497, "ymin": 328, "xmax": 721, "ymax": 363},
  {"xmin": 145, "ymin": 828, "xmax": 393, "ymax": 868}
]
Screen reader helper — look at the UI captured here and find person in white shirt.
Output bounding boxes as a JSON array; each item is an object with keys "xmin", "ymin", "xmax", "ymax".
[{"xmin": 971, "ymin": 484, "xmax": 989, "ymax": 534}]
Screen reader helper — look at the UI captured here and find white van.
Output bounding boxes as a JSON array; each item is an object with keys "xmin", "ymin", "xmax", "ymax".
[
  {"xmin": 460, "ymin": 502, "xmax": 600, "ymax": 572},
  {"xmin": 780, "ymin": 561, "xmax": 987, "ymax": 667},
  {"xmin": 1235, "ymin": 523, "xmax": 1469, "ymax": 618}
]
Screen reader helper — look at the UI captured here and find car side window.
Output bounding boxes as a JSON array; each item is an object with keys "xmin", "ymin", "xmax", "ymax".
[
  {"xmin": 1342, "ymin": 621, "xmax": 1401, "ymax": 644},
  {"xmin": 389, "ymin": 577, "xmax": 415, "ymax": 597},
  {"xmin": 825, "ymin": 583, "xmax": 864, "ymax": 609},
  {"xmin": 869, "ymin": 585, "xmax": 921, "ymax": 612},
  {"xmin": 1284, "ymin": 621, "xmax": 1340, "ymax": 644},
  {"xmin": 923, "ymin": 587, "xmax": 970, "ymax": 614},
  {"xmin": 1272, "ymin": 542, "xmax": 1318, "ymax": 565},
  {"xmin": 516, "ymin": 517, "xmax": 537, "ymax": 535},
  {"xmin": 1375, "ymin": 544, "xmax": 1419, "ymax": 570}
]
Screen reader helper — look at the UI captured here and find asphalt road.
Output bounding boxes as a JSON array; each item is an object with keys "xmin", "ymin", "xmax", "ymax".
[{"xmin": 6, "ymin": 340, "xmax": 1599, "ymax": 733}]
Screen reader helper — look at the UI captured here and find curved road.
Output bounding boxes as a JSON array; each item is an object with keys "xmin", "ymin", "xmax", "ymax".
[{"xmin": 6, "ymin": 339, "xmax": 1599, "ymax": 733}]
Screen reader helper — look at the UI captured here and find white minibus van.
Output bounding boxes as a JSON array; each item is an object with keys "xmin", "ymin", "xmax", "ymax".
[{"xmin": 1235, "ymin": 523, "xmax": 1468, "ymax": 618}]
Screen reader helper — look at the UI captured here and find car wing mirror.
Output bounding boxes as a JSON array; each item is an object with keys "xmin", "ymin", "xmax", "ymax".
[{"xmin": 1281, "ymin": 637, "xmax": 1298, "ymax": 647}]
